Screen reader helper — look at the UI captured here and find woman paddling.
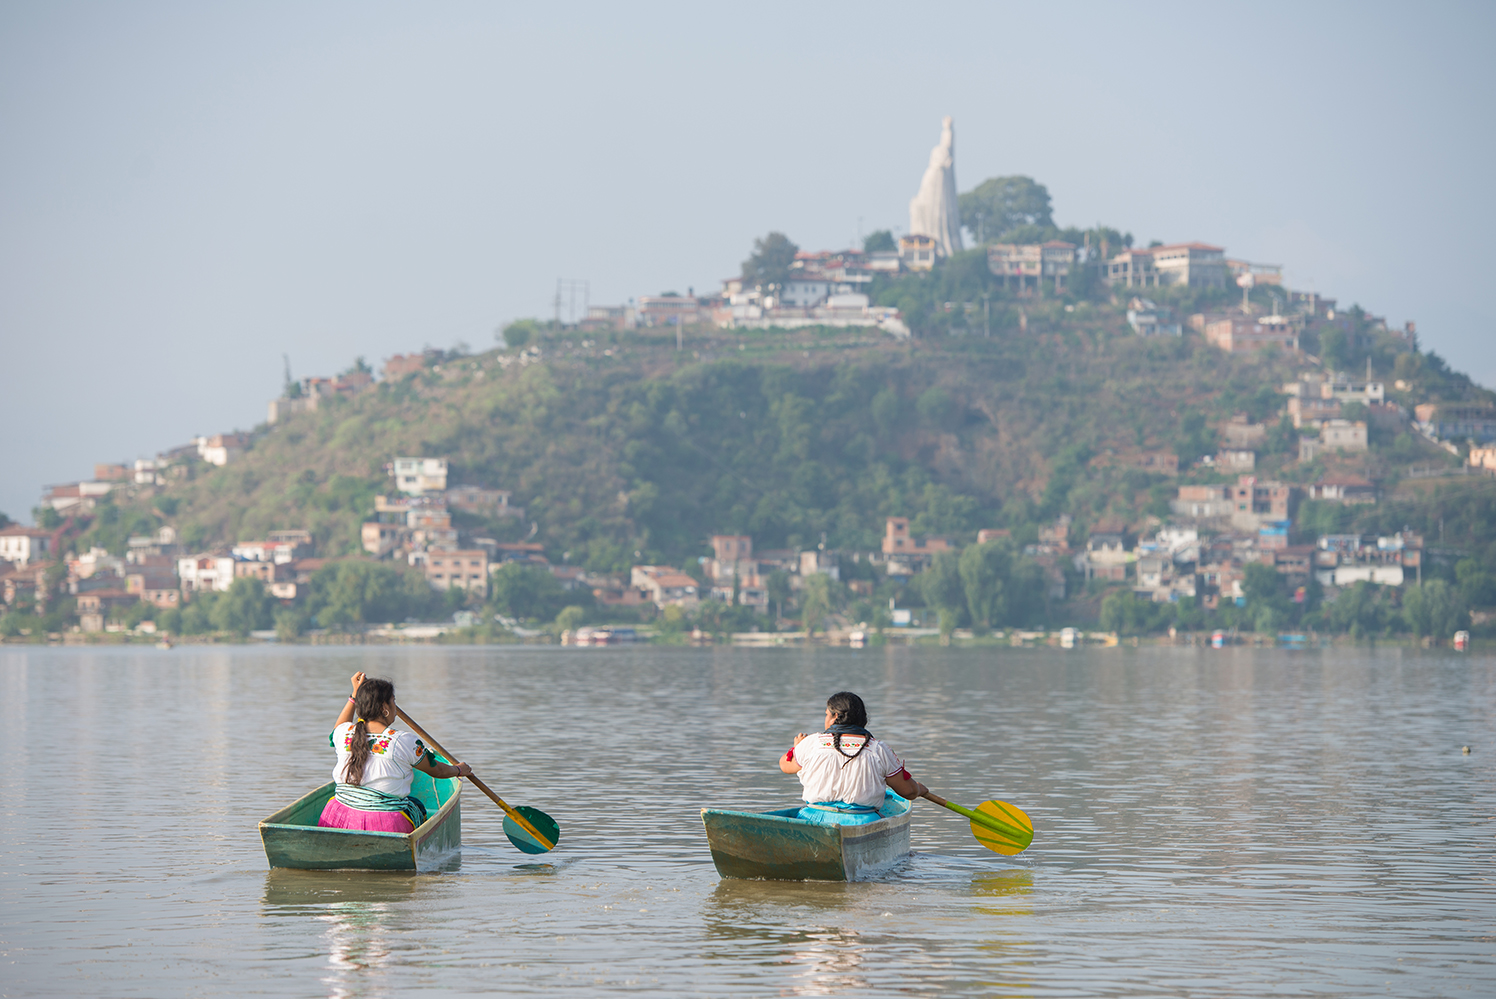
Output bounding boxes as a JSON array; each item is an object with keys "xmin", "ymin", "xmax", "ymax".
[
  {"xmin": 779, "ymin": 690, "xmax": 928, "ymax": 825},
  {"xmin": 319, "ymin": 672, "xmax": 472, "ymax": 833}
]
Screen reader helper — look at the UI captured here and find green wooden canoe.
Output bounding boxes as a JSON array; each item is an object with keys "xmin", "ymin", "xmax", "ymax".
[
  {"xmin": 701, "ymin": 790, "xmax": 912, "ymax": 881},
  {"xmin": 259, "ymin": 767, "xmax": 462, "ymax": 871}
]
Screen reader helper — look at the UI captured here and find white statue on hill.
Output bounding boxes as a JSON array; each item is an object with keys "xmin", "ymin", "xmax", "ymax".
[{"xmin": 909, "ymin": 116, "xmax": 962, "ymax": 258}]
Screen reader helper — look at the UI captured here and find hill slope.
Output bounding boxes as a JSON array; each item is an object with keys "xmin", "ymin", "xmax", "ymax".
[{"xmin": 103, "ymin": 297, "xmax": 1489, "ymax": 576}]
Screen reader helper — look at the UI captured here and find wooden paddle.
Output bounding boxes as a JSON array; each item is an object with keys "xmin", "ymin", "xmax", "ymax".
[
  {"xmin": 395, "ymin": 707, "xmax": 559, "ymax": 854},
  {"xmin": 921, "ymin": 791, "xmax": 1033, "ymax": 855}
]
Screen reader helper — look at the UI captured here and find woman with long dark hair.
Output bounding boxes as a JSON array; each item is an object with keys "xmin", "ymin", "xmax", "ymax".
[
  {"xmin": 318, "ymin": 672, "xmax": 472, "ymax": 833},
  {"xmin": 778, "ymin": 690, "xmax": 927, "ymax": 825}
]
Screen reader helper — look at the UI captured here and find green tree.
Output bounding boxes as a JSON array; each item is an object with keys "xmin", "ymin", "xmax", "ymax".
[
  {"xmin": 915, "ymin": 550, "xmax": 966, "ymax": 637},
  {"xmin": 1320, "ymin": 327, "xmax": 1349, "ymax": 371},
  {"xmin": 1402, "ymin": 580, "xmax": 1468, "ymax": 640},
  {"xmin": 1455, "ymin": 557, "xmax": 1496, "ymax": 607},
  {"xmin": 308, "ymin": 561, "xmax": 438, "ymax": 629},
  {"xmin": 766, "ymin": 570, "xmax": 792, "ymax": 623},
  {"xmin": 1174, "ymin": 408, "xmax": 1217, "ymax": 466},
  {"xmin": 863, "ymin": 230, "xmax": 895, "ymax": 253},
  {"xmin": 554, "ymin": 604, "xmax": 587, "ymax": 632},
  {"xmin": 1326, "ymin": 581, "xmax": 1390, "ymax": 638},
  {"xmin": 1100, "ymin": 589, "xmax": 1160, "ymax": 636},
  {"xmin": 502, "ymin": 320, "xmax": 543, "ymax": 349},
  {"xmin": 275, "ymin": 605, "xmax": 309, "ymax": 641},
  {"xmin": 209, "ymin": 577, "xmax": 274, "ymax": 636},
  {"xmin": 1242, "ymin": 562, "xmax": 1294, "ymax": 633},
  {"xmin": 741, "ymin": 232, "xmax": 799, "ymax": 289},
  {"xmin": 1265, "ymin": 415, "xmax": 1298, "ymax": 456},
  {"xmin": 958, "ymin": 176, "xmax": 1053, "ymax": 244},
  {"xmin": 800, "ymin": 573, "xmax": 834, "ymax": 634},
  {"xmin": 916, "ymin": 387, "xmax": 958, "ymax": 430},
  {"xmin": 180, "ymin": 592, "xmax": 218, "ymax": 634},
  {"xmin": 958, "ymin": 541, "xmax": 1012, "ymax": 630},
  {"xmin": 489, "ymin": 562, "xmax": 570, "ymax": 622}
]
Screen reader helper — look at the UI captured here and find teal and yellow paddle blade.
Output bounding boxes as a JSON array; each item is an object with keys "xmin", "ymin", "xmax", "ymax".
[
  {"xmin": 968, "ymin": 800, "xmax": 1034, "ymax": 856},
  {"xmin": 503, "ymin": 806, "xmax": 560, "ymax": 855}
]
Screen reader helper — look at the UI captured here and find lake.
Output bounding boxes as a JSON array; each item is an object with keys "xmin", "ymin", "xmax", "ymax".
[{"xmin": 1, "ymin": 643, "xmax": 1492, "ymax": 996}]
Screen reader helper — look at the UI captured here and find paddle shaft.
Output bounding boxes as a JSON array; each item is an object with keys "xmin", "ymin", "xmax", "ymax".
[
  {"xmin": 921, "ymin": 790, "xmax": 980, "ymax": 821},
  {"xmin": 921, "ymin": 790, "xmax": 1029, "ymax": 841},
  {"xmin": 394, "ymin": 707, "xmax": 556, "ymax": 851}
]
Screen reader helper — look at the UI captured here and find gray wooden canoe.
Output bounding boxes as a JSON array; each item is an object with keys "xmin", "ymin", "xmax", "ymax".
[
  {"xmin": 259, "ymin": 767, "xmax": 461, "ymax": 872},
  {"xmin": 701, "ymin": 790, "xmax": 911, "ymax": 881}
]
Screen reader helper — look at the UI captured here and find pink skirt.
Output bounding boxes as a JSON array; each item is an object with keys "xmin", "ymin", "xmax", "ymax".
[{"xmin": 318, "ymin": 796, "xmax": 416, "ymax": 834}]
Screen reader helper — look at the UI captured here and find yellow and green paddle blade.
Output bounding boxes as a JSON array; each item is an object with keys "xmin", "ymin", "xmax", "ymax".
[
  {"xmin": 925, "ymin": 793, "xmax": 1034, "ymax": 855},
  {"xmin": 966, "ymin": 800, "xmax": 1033, "ymax": 855}
]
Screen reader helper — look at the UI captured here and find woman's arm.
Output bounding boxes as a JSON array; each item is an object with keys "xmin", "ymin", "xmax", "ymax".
[
  {"xmin": 779, "ymin": 732, "xmax": 810, "ymax": 773},
  {"xmin": 885, "ymin": 769, "xmax": 928, "ymax": 800},
  {"xmin": 335, "ymin": 672, "xmax": 366, "ymax": 729},
  {"xmin": 414, "ymin": 755, "xmax": 473, "ymax": 780}
]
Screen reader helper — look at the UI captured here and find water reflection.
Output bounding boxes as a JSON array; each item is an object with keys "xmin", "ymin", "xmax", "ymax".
[
  {"xmin": 967, "ymin": 869, "xmax": 1036, "ymax": 993},
  {"xmin": 702, "ymin": 880, "xmax": 874, "ymax": 995},
  {"xmin": 261, "ymin": 868, "xmax": 425, "ymax": 909},
  {"xmin": 969, "ymin": 868, "xmax": 1035, "ymax": 917},
  {"xmin": 263, "ymin": 870, "xmax": 424, "ymax": 997}
]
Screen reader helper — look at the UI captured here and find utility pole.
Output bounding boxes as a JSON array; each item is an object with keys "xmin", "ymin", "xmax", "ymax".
[
  {"xmin": 676, "ymin": 317, "xmax": 683, "ymax": 352},
  {"xmin": 553, "ymin": 278, "xmax": 590, "ymax": 327}
]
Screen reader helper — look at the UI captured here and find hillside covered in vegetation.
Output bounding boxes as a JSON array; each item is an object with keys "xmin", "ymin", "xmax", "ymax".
[{"xmin": 11, "ymin": 256, "xmax": 1493, "ymax": 644}]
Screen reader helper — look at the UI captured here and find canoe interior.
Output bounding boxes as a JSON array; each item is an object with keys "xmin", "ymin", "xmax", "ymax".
[
  {"xmin": 259, "ymin": 757, "xmax": 461, "ymax": 872},
  {"xmin": 703, "ymin": 790, "xmax": 911, "ymax": 882}
]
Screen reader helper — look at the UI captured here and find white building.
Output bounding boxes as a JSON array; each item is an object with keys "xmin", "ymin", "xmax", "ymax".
[
  {"xmin": 1320, "ymin": 420, "xmax": 1369, "ymax": 452},
  {"xmin": 196, "ymin": 434, "xmax": 246, "ymax": 466},
  {"xmin": 1322, "ymin": 564, "xmax": 1403, "ymax": 587},
  {"xmin": 781, "ymin": 276, "xmax": 834, "ymax": 309},
  {"xmin": 232, "ymin": 537, "xmax": 310, "ymax": 564},
  {"xmin": 134, "ymin": 458, "xmax": 165, "ymax": 485},
  {"xmin": 1150, "ymin": 243, "xmax": 1228, "ymax": 289},
  {"xmin": 1125, "ymin": 298, "xmax": 1182, "ymax": 337},
  {"xmin": 0, "ymin": 526, "xmax": 53, "ymax": 567},
  {"xmin": 178, "ymin": 554, "xmax": 237, "ymax": 593},
  {"xmin": 630, "ymin": 565, "xmax": 700, "ymax": 608},
  {"xmin": 43, "ymin": 481, "xmax": 115, "ymax": 513},
  {"xmin": 393, "ymin": 457, "xmax": 448, "ymax": 495}
]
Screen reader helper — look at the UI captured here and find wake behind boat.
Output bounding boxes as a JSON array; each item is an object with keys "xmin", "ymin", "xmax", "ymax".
[{"xmin": 701, "ymin": 789, "xmax": 911, "ymax": 881}]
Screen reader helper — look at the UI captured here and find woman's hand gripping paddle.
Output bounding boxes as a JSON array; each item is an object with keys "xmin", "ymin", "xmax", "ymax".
[
  {"xmin": 921, "ymin": 791, "xmax": 1033, "ymax": 855},
  {"xmin": 395, "ymin": 708, "xmax": 560, "ymax": 855}
]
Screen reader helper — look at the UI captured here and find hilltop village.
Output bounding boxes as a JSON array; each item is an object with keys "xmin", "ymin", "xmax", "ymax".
[{"xmin": 3, "ymin": 120, "xmax": 1494, "ymax": 647}]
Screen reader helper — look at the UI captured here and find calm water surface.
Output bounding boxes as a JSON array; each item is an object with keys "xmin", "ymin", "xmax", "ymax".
[{"xmin": 1, "ymin": 644, "xmax": 1493, "ymax": 997}]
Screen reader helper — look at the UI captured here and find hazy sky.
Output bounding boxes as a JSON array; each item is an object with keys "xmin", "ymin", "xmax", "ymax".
[{"xmin": 3, "ymin": 1, "xmax": 1493, "ymax": 524}]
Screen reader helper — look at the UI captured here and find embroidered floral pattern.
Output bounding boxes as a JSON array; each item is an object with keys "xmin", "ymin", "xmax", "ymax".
[{"xmin": 340, "ymin": 728, "xmax": 396, "ymax": 754}]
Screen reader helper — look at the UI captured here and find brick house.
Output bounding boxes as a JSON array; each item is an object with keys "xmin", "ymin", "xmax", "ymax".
[
  {"xmin": 425, "ymin": 550, "xmax": 489, "ymax": 598},
  {"xmin": 1204, "ymin": 316, "xmax": 1298, "ymax": 353}
]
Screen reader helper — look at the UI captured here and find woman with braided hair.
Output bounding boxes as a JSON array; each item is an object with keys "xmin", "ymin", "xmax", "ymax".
[
  {"xmin": 779, "ymin": 690, "xmax": 927, "ymax": 826},
  {"xmin": 318, "ymin": 672, "xmax": 472, "ymax": 833}
]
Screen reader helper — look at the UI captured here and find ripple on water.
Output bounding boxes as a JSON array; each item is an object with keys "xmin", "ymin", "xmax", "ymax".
[{"xmin": 1, "ymin": 644, "xmax": 1493, "ymax": 996}]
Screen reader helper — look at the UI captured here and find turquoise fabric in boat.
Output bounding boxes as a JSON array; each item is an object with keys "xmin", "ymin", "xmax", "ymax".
[{"xmin": 797, "ymin": 801, "xmax": 882, "ymax": 826}]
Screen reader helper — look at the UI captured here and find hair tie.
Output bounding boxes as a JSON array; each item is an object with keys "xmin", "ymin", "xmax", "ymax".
[{"xmin": 355, "ymin": 717, "xmax": 365, "ymax": 724}]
